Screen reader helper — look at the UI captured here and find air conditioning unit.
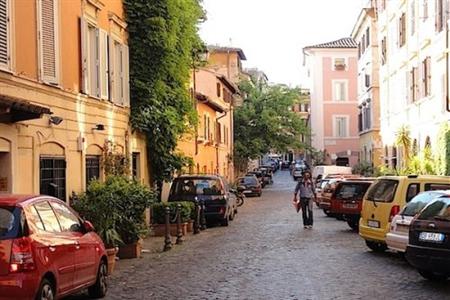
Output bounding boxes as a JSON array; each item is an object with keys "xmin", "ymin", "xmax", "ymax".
[{"xmin": 334, "ymin": 63, "xmax": 346, "ymax": 70}]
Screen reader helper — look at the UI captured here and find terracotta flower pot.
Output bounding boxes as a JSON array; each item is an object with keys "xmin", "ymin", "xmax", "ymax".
[
  {"xmin": 118, "ymin": 240, "xmax": 142, "ymax": 259},
  {"xmin": 187, "ymin": 220, "xmax": 194, "ymax": 233},
  {"xmin": 151, "ymin": 223, "xmax": 188, "ymax": 236},
  {"xmin": 106, "ymin": 247, "xmax": 118, "ymax": 275}
]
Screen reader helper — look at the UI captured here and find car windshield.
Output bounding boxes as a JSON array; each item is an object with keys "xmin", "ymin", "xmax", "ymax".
[
  {"xmin": 365, "ymin": 179, "xmax": 399, "ymax": 202},
  {"xmin": 320, "ymin": 180, "xmax": 329, "ymax": 189},
  {"xmin": 418, "ymin": 198, "xmax": 450, "ymax": 221},
  {"xmin": 402, "ymin": 192, "xmax": 445, "ymax": 216},
  {"xmin": 335, "ymin": 182, "xmax": 371, "ymax": 200},
  {"xmin": 173, "ymin": 178, "xmax": 224, "ymax": 196},
  {"xmin": 240, "ymin": 177, "xmax": 257, "ymax": 185},
  {"xmin": 0, "ymin": 206, "xmax": 20, "ymax": 240}
]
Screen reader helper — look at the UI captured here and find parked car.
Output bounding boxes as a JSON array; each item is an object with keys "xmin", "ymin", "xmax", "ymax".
[
  {"xmin": 281, "ymin": 160, "xmax": 291, "ymax": 170},
  {"xmin": 406, "ymin": 194, "xmax": 450, "ymax": 281},
  {"xmin": 292, "ymin": 164, "xmax": 306, "ymax": 181},
  {"xmin": 386, "ymin": 190, "xmax": 450, "ymax": 253},
  {"xmin": 247, "ymin": 171, "xmax": 265, "ymax": 188},
  {"xmin": 318, "ymin": 178, "xmax": 342, "ymax": 216},
  {"xmin": 329, "ymin": 179, "xmax": 374, "ymax": 230},
  {"xmin": 237, "ymin": 175, "xmax": 262, "ymax": 197},
  {"xmin": 312, "ymin": 165, "xmax": 352, "ymax": 183},
  {"xmin": 315, "ymin": 178, "xmax": 331, "ymax": 207},
  {"xmin": 168, "ymin": 175, "xmax": 237, "ymax": 226},
  {"xmin": 0, "ymin": 195, "xmax": 108, "ymax": 300},
  {"xmin": 259, "ymin": 166, "xmax": 273, "ymax": 185},
  {"xmin": 359, "ymin": 175, "xmax": 450, "ymax": 252}
]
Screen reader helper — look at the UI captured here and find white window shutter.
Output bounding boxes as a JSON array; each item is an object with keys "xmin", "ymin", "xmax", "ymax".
[
  {"xmin": 108, "ymin": 38, "xmax": 115, "ymax": 102},
  {"xmin": 80, "ymin": 17, "xmax": 89, "ymax": 94},
  {"xmin": 39, "ymin": 0, "xmax": 58, "ymax": 85},
  {"xmin": 122, "ymin": 44, "xmax": 130, "ymax": 106},
  {"xmin": 99, "ymin": 29, "xmax": 109, "ymax": 100},
  {"xmin": 0, "ymin": 0, "xmax": 10, "ymax": 70}
]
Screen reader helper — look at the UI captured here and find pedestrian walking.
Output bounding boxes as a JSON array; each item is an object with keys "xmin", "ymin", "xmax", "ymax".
[{"xmin": 294, "ymin": 170, "xmax": 316, "ymax": 229}]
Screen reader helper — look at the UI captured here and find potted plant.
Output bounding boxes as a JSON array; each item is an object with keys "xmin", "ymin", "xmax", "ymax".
[
  {"xmin": 72, "ymin": 180, "xmax": 123, "ymax": 274},
  {"xmin": 151, "ymin": 202, "xmax": 193, "ymax": 236}
]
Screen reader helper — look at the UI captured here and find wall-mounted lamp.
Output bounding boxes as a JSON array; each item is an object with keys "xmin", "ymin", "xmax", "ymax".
[
  {"xmin": 49, "ymin": 116, "xmax": 63, "ymax": 125},
  {"xmin": 92, "ymin": 124, "xmax": 105, "ymax": 131}
]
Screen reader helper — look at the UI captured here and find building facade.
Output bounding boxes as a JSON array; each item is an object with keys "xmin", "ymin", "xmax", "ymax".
[
  {"xmin": 0, "ymin": 0, "xmax": 149, "ymax": 200},
  {"xmin": 376, "ymin": 0, "xmax": 450, "ymax": 168},
  {"xmin": 352, "ymin": 7, "xmax": 383, "ymax": 166},
  {"xmin": 303, "ymin": 38, "xmax": 360, "ymax": 167}
]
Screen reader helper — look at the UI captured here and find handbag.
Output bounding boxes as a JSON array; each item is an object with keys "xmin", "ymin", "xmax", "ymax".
[{"xmin": 292, "ymin": 196, "xmax": 301, "ymax": 213}]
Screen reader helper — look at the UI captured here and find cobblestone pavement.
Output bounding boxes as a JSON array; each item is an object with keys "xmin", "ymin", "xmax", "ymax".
[{"xmin": 70, "ymin": 171, "xmax": 450, "ymax": 300}]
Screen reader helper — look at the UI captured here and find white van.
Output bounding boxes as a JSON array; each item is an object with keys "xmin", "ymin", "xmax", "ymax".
[{"xmin": 312, "ymin": 165, "xmax": 352, "ymax": 181}]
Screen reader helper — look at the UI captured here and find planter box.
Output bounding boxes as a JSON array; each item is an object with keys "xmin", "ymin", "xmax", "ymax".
[
  {"xmin": 186, "ymin": 220, "xmax": 194, "ymax": 233},
  {"xmin": 118, "ymin": 241, "xmax": 142, "ymax": 259},
  {"xmin": 152, "ymin": 223, "xmax": 188, "ymax": 237},
  {"xmin": 106, "ymin": 248, "xmax": 118, "ymax": 275}
]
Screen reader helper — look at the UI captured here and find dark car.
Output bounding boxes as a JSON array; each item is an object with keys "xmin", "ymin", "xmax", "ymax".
[
  {"xmin": 328, "ymin": 179, "xmax": 374, "ymax": 230},
  {"xmin": 168, "ymin": 175, "xmax": 237, "ymax": 226},
  {"xmin": 281, "ymin": 161, "xmax": 291, "ymax": 170},
  {"xmin": 0, "ymin": 195, "xmax": 108, "ymax": 300},
  {"xmin": 237, "ymin": 175, "xmax": 262, "ymax": 197},
  {"xmin": 406, "ymin": 193, "xmax": 450, "ymax": 281},
  {"xmin": 247, "ymin": 171, "xmax": 265, "ymax": 188},
  {"xmin": 259, "ymin": 166, "xmax": 273, "ymax": 185}
]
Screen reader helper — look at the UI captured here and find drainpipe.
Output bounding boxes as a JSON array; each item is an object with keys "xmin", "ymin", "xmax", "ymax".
[
  {"xmin": 447, "ymin": 20, "xmax": 450, "ymax": 112},
  {"xmin": 215, "ymin": 110, "xmax": 228, "ymax": 176}
]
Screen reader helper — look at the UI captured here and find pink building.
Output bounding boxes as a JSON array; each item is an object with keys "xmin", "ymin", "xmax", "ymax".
[{"xmin": 303, "ymin": 38, "xmax": 360, "ymax": 167}]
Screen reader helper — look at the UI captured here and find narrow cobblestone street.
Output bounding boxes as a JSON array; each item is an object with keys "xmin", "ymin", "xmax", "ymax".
[{"xmin": 99, "ymin": 171, "xmax": 450, "ymax": 300}]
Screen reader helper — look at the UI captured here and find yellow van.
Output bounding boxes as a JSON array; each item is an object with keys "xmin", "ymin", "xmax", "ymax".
[{"xmin": 359, "ymin": 175, "xmax": 450, "ymax": 252}]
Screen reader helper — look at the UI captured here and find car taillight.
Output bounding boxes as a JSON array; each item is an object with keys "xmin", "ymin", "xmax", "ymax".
[
  {"xmin": 9, "ymin": 237, "xmax": 35, "ymax": 273},
  {"xmin": 389, "ymin": 205, "xmax": 400, "ymax": 222},
  {"xmin": 219, "ymin": 207, "xmax": 225, "ymax": 214}
]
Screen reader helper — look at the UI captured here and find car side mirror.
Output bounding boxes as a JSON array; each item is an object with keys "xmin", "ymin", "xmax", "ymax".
[{"xmin": 83, "ymin": 220, "xmax": 95, "ymax": 232}]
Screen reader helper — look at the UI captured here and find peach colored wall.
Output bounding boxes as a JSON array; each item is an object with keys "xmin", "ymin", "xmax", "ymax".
[{"xmin": 14, "ymin": 0, "xmax": 38, "ymax": 80}]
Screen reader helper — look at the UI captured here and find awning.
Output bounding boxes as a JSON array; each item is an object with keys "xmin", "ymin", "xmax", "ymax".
[{"xmin": 0, "ymin": 95, "xmax": 52, "ymax": 123}]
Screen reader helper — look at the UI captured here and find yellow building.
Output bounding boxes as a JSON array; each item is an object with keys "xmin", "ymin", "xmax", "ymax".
[
  {"xmin": 0, "ymin": 0, "xmax": 149, "ymax": 200},
  {"xmin": 177, "ymin": 68, "xmax": 238, "ymax": 181}
]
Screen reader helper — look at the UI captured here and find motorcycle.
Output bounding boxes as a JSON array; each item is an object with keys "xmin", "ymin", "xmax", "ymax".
[{"xmin": 235, "ymin": 185, "xmax": 246, "ymax": 207}]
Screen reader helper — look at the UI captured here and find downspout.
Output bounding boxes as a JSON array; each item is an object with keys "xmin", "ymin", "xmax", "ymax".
[{"xmin": 216, "ymin": 110, "xmax": 228, "ymax": 175}]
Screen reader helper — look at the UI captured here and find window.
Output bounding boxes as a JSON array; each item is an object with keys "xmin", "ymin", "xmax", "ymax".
[
  {"xmin": 86, "ymin": 155, "xmax": 100, "ymax": 187},
  {"xmin": 365, "ymin": 74, "xmax": 370, "ymax": 88},
  {"xmin": 334, "ymin": 58, "xmax": 345, "ymax": 70},
  {"xmin": 422, "ymin": 56, "xmax": 431, "ymax": 97},
  {"xmin": 88, "ymin": 24, "xmax": 100, "ymax": 97},
  {"xmin": 132, "ymin": 152, "xmax": 140, "ymax": 180},
  {"xmin": 423, "ymin": 0, "xmax": 428, "ymax": 20},
  {"xmin": 110, "ymin": 40, "xmax": 130, "ymax": 106},
  {"xmin": 410, "ymin": 1, "xmax": 416, "ymax": 36},
  {"xmin": 38, "ymin": 0, "xmax": 59, "ymax": 84},
  {"xmin": 381, "ymin": 37, "xmax": 387, "ymax": 65},
  {"xmin": 366, "ymin": 27, "xmax": 370, "ymax": 47},
  {"xmin": 399, "ymin": 13, "xmax": 406, "ymax": 47},
  {"xmin": 40, "ymin": 157, "xmax": 66, "ymax": 201},
  {"xmin": 335, "ymin": 117, "xmax": 348, "ymax": 137},
  {"xmin": 0, "ymin": 0, "xmax": 11, "ymax": 71},
  {"xmin": 366, "ymin": 179, "xmax": 399, "ymax": 203},
  {"xmin": 424, "ymin": 183, "xmax": 450, "ymax": 191},
  {"xmin": 406, "ymin": 183, "xmax": 420, "ymax": 202},
  {"xmin": 216, "ymin": 83, "xmax": 221, "ymax": 97},
  {"xmin": 361, "ymin": 35, "xmax": 366, "ymax": 54},
  {"xmin": 50, "ymin": 201, "xmax": 82, "ymax": 233},
  {"xmin": 333, "ymin": 81, "xmax": 347, "ymax": 101},
  {"xmin": 33, "ymin": 201, "xmax": 61, "ymax": 233},
  {"xmin": 358, "ymin": 111, "xmax": 362, "ymax": 132},
  {"xmin": 409, "ymin": 67, "xmax": 419, "ymax": 102}
]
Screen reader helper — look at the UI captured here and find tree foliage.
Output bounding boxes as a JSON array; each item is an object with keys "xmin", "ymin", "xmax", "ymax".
[
  {"xmin": 124, "ymin": 0, "xmax": 205, "ymax": 189},
  {"xmin": 234, "ymin": 79, "xmax": 309, "ymax": 168}
]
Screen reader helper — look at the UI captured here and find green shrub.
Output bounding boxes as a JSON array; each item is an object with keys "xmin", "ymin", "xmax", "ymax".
[
  {"xmin": 152, "ymin": 201, "xmax": 194, "ymax": 224},
  {"xmin": 73, "ymin": 176, "xmax": 156, "ymax": 246},
  {"xmin": 352, "ymin": 161, "xmax": 375, "ymax": 177}
]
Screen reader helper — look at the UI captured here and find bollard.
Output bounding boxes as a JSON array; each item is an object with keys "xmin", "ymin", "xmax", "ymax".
[
  {"xmin": 176, "ymin": 204, "xmax": 183, "ymax": 245},
  {"xmin": 163, "ymin": 206, "xmax": 172, "ymax": 251},
  {"xmin": 200, "ymin": 199, "xmax": 207, "ymax": 230},
  {"xmin": 193, "ymin": 197, "xmax": 200, "ymax": 234}
]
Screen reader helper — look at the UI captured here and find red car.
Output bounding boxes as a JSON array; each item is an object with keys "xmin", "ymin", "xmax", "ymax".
[
  {"xmin": 0, "ymin": 195, "xmax": 108, "ymax": 300},
  {"xmin": 328, "ymin": 179, "xmax": 374, "ymax": 230}
]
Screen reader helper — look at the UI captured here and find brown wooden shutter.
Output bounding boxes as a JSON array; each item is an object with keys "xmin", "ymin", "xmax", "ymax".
[
  {"xmin": 408, "ymin": 70, "xmax": 413, "ymax": 103},
  {"xmin": 39, "ymin": 0, "xmax": 58, "ymax": 84},
  {"xmin": 426, "ymin": 56, "xmax": 431, "ymax": 96},
  {"xmin": 413, "ymin": 67, "xmax": 419, "ymax": 102},
  {"xmin": 0, "ymin": 0, "xmax": 10, "ymax": 70}
]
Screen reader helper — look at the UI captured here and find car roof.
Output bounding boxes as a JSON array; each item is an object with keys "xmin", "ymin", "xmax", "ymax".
[
  {"xmin": 379, "ymin": 175, "xmax": 450, "ymax": 180},
  {"xmin": 0, "ymin": 195, "xmax": 49, "ymax": 206}
]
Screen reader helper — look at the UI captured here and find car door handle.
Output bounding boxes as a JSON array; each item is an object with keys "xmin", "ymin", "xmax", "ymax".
[
  {"xmin": 49, "ymin": 246, "xmax": 56, "ymax": 252},
  {"xmin": 74, "ymin": 241, "xmax": 80, "ymax": 250}
]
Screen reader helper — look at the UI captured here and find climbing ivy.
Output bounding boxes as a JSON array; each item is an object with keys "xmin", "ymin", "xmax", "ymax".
[{"xmin": 124, "ymin": 0, "xmax": 205, "ymax": 193}]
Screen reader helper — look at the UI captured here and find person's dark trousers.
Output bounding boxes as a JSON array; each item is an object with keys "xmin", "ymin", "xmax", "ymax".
[{"xmin": 300, "ymin": 197, "xmax": 313, "ymax": 226}]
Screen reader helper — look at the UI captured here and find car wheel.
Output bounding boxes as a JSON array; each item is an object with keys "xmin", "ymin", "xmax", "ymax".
[
  {"xmin": 221, "ymin": 216, "xmax": 229, "ymax": 226},
  {"xmin": 229, "ymin": 210, "xmax": 235, "ymax": 221},
  {"xmin": 365, "ymin": 240, "xmax": 387, "ymax": 253},
  {"xmin": 88, "ymin": 260, "xmax": 108, "ymax": 298},
  {"xmin": 418, "ymin": 269, "xmax": 448, "ymax": 281},
  {"xmin": 258, "ymin": 192, "xmax": 262, "ymax": 197},
  {"xmin": 36, "ymin": 278, "xmax": 55, "ymax": 300},
  {"xmin": 346, "ymin": 219, "xmax": 359, "ymax": 231},
  {"xmin": 323, "ymin": 209, "xmax": 332, "ymax": 217}
]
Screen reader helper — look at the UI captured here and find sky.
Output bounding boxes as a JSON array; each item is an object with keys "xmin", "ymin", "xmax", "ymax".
[{"xmin": 200, "ymin": 0, "xmax": 367, "ymax": 87}]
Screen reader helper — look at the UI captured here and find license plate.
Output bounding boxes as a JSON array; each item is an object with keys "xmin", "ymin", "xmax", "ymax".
[
  {"xmin": 368, "ymin": 220, "xmax": 380, "ymax": 228},
  {"xmin": 243, "ymin": 190, "xmax": 252, "ymax": 194},
  {"xmin": 419, "ymin": 232, "xmax": 445, "ymax": 243},
  {"xmin": 343, "ymin": 203, "xmax": 358, "ymax": 209},
  {"xmin": 396, "ymin": 224, "xmax": 409, "ymax": 233}
]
